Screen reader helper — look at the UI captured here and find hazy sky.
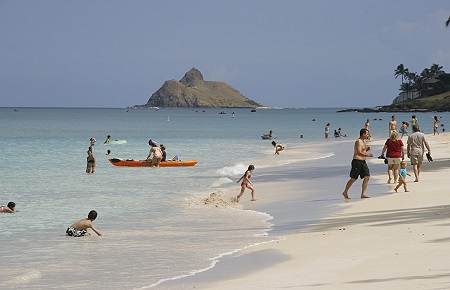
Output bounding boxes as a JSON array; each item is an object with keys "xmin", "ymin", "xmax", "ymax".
[{"xmin": 1, "ymin": 1, "xmax": 449, "ymax": 108}]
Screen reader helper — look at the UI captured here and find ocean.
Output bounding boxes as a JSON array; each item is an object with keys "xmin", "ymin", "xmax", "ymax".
[{"xmin": 1, "ymin": 107, "xmax": 448, "ymax": 289}]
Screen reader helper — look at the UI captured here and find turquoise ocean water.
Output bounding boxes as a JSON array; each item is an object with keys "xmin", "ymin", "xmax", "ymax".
[{"xmin": 1, "ymin": 107, "xmax": 448, "ymax": 289}]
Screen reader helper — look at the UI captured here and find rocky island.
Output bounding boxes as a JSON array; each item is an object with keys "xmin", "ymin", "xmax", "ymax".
[{"xmin": 136, "ymin": 68, "xmax": 262, "ymax": 108}]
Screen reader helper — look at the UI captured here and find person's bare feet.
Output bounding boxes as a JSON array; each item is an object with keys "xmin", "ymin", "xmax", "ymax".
[
  {"xmin": 414, "ymin": 179, "xmax": 419, "ymax": 182},
  {"xmin": 251, "ymin": 199, "xmax": 256, "ymax": 201},
  {"xmin": 361, "ymin": 194, "xmax": 370, "ymax": 198},
  {"xmin": 405, "ymin": 190, "xmax": 410, "ymax": 192},
  {"xmin": 394, "ymin": 188, "xmax": 398, "ymax": 193},
  {"xmin": 342, "ymin": 192, "xmax": 350, "ymax": 199},
  {"xmin": 387, "ymin": 178, "xmax": 392, "ymax": 184}
]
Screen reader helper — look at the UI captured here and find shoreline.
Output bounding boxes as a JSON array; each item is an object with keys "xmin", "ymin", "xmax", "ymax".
[{"xmin": 162, "ymin": 132, "xmax": 450, "ymax": 289}]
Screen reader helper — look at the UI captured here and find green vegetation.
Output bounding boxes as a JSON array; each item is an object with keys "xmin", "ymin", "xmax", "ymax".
[
  {"xmin": 381, "ymin": 91, "xmax": 450, "ymax": 112},
  {"xmin": 385, "ymin": 63, "xmax": 450, "ymax": 111}
]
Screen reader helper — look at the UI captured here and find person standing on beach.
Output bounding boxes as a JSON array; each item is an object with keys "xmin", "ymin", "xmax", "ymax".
[
  {"xmin": 364, "ymin": 118, "xmax": 371, "ymax": 139},
  {"xmin": 342, "ymin": 128, "xmax": 373, "ymax": 199},
  {"xmin": 325, "ymin": 123, "xmax": 330, "ymax": 138},
  {"xmin": 411, "ymin": 115, "xmax": 417, "ymax": 126},
  {"xmin": 236, "ymin": 165, "xmax": 255, "ymax": 202},
  {"xmin": 407, "ymin": 124, "xmax": 431, "ymax": 182},
  {"xmin": 433, "ymin": 116, "xmax": 440, "ymax": 135},
  {"xmin": 66, "ymin": 210, "xmax": 103, "ymax": 237},
  {"xmin": 389, "ymin": 115, "xmax": 398, "ymax": 136}
]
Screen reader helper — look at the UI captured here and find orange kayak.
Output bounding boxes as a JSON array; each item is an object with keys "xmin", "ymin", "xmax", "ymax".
[{"xmin": 108, "ymin": 158, "xmax": 197, "ymax": 167}]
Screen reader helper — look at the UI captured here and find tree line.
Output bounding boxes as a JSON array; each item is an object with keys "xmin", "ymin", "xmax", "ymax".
[{"xmin": 394, "ymin": 63, "xmax": 447, "ymax": 102}]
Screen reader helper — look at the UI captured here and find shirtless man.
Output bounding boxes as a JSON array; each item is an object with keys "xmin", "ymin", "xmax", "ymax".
[
  {"xmin": 389, "ymin": 115, "xmax": 398, "ymax": 136},
  {"xmin": 342, "ymin": 128, "xmax": 373, "ymax": 199},
  {"xmin": 66, "ymin": 210, "xmax": 103, "ymax": 237},
  {"xmin": 0, "ymin": 202, "xmax": 15, "ymax": 213}
]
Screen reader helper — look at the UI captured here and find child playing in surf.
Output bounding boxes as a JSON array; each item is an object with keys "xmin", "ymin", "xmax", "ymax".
[
  {"xmin": 394, "ymin": 161, "xmax": 411, "ymax": 192},
  {"xmin": 271, "ymin": 141, "xmax": 284, "ymax": 155},
  {"xmin": 66, "ymin": 210, "xmax": 103, "ymax": 237},
  {"xmin": 236, "ymin": 165, "xmax": 255, "ymax": 202}
]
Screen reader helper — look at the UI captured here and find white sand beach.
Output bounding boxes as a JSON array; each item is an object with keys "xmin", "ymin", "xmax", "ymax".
[{"xmin": 165, "ymin": 132, "xmax": 450, "ymax": 289}]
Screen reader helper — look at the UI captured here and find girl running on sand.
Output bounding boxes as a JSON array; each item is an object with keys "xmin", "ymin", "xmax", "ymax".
[{"xmin": 236, "ymin": 165, "xmax": 255, "ymax": 202}]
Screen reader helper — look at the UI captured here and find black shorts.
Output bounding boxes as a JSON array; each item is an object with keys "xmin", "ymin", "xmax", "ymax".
[{"xmin": 349, "ymin": 159, "xmax": 370, "ymax": 179}]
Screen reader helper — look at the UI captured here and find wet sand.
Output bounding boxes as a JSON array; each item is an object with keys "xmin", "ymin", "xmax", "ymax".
[{"xmin": 162, "ymin": 132, "xmax": 450, "ymax": 289}]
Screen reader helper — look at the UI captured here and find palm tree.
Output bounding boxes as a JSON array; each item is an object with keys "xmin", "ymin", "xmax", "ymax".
[
  {"xmin": 412, "ymin": 75, "xmax": 425, "ymax": 98},
  {"xmin": 430, "ymin": 63, "xmax": 443, "ymax": 76},
  {"xmin": 400, "ymin": 82, "xmax": 413, "ymax": 102},
  {"xmin": 403, "ymin": 71, "xmax": 418, "ymax": 101},
  {"xmin": 420, "ymin": 68, "xmax": 432, "ymax": 80},
  {"xmin": 394, "ymin": 64, "xmax": 408, "ymax": 84}
]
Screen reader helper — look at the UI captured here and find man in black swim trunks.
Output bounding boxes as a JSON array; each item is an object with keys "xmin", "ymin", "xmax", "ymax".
[{"xmin": 342, "ymin": 128, "xmax": 373, "ymax": 199}]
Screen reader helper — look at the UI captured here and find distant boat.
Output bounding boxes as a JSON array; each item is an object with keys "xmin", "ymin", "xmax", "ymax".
[{"xmin": 250, "ymin": 108, "xmax": 257, "ymax": 112}]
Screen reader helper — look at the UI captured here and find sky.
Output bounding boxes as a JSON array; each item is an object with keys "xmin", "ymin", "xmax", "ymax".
[{"xmin": 1, "ymin": 1, "xmax": 450, "ymax": 108}]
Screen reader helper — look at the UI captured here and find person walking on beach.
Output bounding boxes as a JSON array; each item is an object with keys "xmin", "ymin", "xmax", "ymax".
[
  {"xmin": 236, "ymin": 165, "xmax": 255, "ymax": 202},
  {"xmin": 86, "ymin": 150, "xmax": 96, "ymax": 173},
  {"xmin": 342, "ymin": 128, "xmax": 373, "ymax": 200},
  {"xmin": 325, "ymin": 123, "xmax": 330, "ymax": 138},
  {"xmin": 66, "ymin": 210, "xmax": 103, "ymax": 237},
  {"xmin": 433, "ymin": 116, "xmax": 440, "ymax": 135},
  {"xmin": 400, "ymin": 121, "xmax": 409, "ymax": 138},
  {"xmin": 394, "ymin": 161, "xmax": 411, "ymax": 193},
  {"xmin": 407, "ymin": 124, "xmax": 431, "ymax": 182},
  {"xmin": 389, "ymin": 115, "xmax": 398, "ymax": 136},
  {"xmin": 380, "ymin": 130, "xmax": 404, "ymax": 184}
]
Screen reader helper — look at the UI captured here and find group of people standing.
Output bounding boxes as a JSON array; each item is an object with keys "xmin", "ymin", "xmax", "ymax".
[{"xmin": 342, "ymin": 115, "xmax": 432, "ymax": 200}]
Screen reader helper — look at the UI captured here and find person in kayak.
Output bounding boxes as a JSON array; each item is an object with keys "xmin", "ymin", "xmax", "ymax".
[{"xmin": 160, "ymin": 144, "xmax": 167, "ymax": 162}]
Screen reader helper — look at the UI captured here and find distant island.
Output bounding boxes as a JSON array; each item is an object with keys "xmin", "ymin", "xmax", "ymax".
[{"xmin": 135, "ymin": 68, "xmax": 262, "ymax": 108}]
